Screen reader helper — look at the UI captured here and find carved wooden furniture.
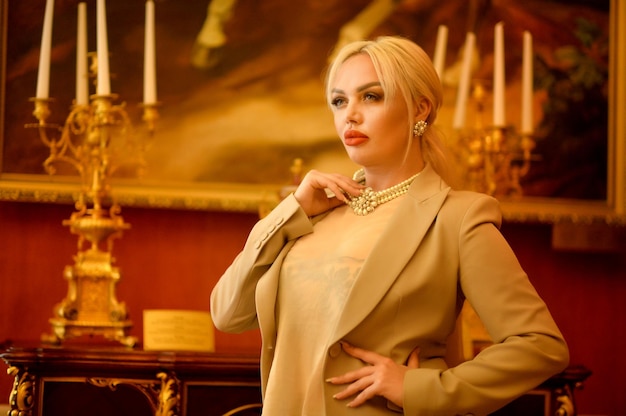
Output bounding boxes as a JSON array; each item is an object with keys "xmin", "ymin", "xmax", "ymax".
[
  {"xmin": 490, "ymin": 365, "xmax": 592, "ymax": 416},
  {"xmin": 1, "ymin": 342, "xmax": 590, "ymax": 416},
  {"xmin": 0, "ymin": 343, "xmax": 262, "ymax": 416}
]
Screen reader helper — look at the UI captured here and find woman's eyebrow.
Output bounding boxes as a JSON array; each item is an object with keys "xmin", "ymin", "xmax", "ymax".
[
  {"xmin": 331, "ymin": 82, "xmax": 382, "ymax": 95},
  {"xmin": 357, "ymin": 82, "xmax": 382, "ymax": 92}
]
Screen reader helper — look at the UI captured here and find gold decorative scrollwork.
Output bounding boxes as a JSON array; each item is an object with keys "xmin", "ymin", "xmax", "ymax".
[
  {"xmin": 86, "ymin": 372, "xmax": 180, "ymax": 416},
  {"xmin": 87, "ymin": 377, "xmax": 123, "ymax": 390},
  {"xmin": 156, "ymin": 372, "xmax": 180, "ymax": 416},
  {"xmin": 7, "ymin": 366, "xmax": 35, "ymax": 416},
  {"xmin": 87, "ymin": 377, "xmax": 160, "ymax": 412},
  {"xmin": 221, "ymin": 403, "xmax": 263, "ymax": 416},
  {"xmin": 555, "ymin": 384, "xmax": 576, "ymax": 416}
]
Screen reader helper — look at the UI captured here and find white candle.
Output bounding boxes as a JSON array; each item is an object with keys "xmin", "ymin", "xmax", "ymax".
[
  {"xmin": 432, "ymin": 25, "xmax": 448, "ymax": 79},
  {"xmin": 96, "ymin": 0, "xmax": 111, "ymax": 95},
  {"xmin": 493, "ymin": 22, "xmax": 505, "ymax": 127},
  {"xmin": 75, "ymin": 3, "xmax": 88, "ymax": 105},
  {"xmin": 36, "ymin": 0, "xmax": 54, "ymax": 99},
  {"xmin": 453, "ymin": 32, "xmax": 475, "ymax": 130},
  {"xmin": 143, "ymin": 0, "xmax": 157, "ymax": 105},
  {"xmin": 521, "ymin": 31, "xmax": 533, "ymax": 135}
]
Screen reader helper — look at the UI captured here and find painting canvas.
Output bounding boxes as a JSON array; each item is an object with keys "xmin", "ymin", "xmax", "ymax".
[{"xmin": 0, "ymin": 0, "xmax": 617, "ymax": 215}]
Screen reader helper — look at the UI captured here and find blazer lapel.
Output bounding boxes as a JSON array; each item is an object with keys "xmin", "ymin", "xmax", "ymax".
[{"xmin": 331, "ymin": 165, "xmax": 450, "ymax": 341}]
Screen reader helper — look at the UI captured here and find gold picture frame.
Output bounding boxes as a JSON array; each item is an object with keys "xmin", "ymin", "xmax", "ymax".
[{"xmin": 0, "ymin": 0, "xmax": 624, "ymax": 223}]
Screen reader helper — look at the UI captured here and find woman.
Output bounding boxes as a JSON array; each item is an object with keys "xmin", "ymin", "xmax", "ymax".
[{"xmin": 210, "ymin": 36, "xmax": 569, "ymax": 415}]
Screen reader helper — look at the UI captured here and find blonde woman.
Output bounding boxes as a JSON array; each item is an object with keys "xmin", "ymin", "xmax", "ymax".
[{"xmin": 211, "ymin": 36, "xmax": 569, "ymax": 415}]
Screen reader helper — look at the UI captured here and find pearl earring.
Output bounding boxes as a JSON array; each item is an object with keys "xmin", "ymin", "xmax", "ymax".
[{"xmin": 413, "ymin": 120, "xmax": 428, "ymax": 137}]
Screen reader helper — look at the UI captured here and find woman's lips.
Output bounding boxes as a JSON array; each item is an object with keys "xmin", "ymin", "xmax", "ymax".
[{"xmin": 344, "ymin": 130, "xmax": 368, "ymax": 146}]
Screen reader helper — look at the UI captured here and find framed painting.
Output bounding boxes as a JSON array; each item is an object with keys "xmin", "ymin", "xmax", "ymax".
[{"xmin": 0, "ymin": 0, "xmax": 624, "ymax": 223}]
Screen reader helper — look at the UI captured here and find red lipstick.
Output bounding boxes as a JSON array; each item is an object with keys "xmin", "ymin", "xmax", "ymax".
[{"xmin": 344, "ymin": 129, "xmax": 368, "ymax": 146}]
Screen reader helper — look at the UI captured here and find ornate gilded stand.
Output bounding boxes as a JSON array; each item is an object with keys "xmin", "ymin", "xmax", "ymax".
[{"xmin": 30, "ymin": 92, "xmax": 157, "ymax": 348}]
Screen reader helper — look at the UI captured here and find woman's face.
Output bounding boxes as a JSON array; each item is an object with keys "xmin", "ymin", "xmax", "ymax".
[{"xmin": 330, "ymin": 53, "xmax": 412, "ymax": 171}]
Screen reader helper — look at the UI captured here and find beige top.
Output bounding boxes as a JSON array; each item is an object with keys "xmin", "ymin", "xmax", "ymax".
[{"xmin": 262, "ymin": 197, "xmax": 404, "ymax": 415}]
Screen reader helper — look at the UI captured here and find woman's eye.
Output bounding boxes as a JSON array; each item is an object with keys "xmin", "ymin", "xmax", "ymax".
[
  {"xmin": 331, "ymin": 97, "xmax": 346, "ymax": 107},
  {"xmin": 363, "ymin": 92, "xmax": 381, "ymax": 102}
]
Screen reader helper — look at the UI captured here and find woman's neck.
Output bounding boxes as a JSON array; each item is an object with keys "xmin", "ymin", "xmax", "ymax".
[{"xmin": 361, "ymin": 161, "xmax": 425, "ymax": 191}]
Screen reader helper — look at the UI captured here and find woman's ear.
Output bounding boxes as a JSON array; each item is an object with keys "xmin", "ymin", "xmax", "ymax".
[{"xmin": 414, "ymin": 97, "xmax": 432, "ymax": 122}]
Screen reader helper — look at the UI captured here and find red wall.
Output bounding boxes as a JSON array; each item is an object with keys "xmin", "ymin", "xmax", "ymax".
[
  {"xmin": 500, "ymin": 221, "xmax": 626, "ymax": 416},
  {"xmin": 1, "ymin": 200, "xmax": 624, "ymax": 415}
]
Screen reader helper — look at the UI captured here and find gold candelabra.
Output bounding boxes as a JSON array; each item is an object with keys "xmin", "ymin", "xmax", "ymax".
[
  {"xmin": 30, "ymin": 63, "xmax": 158, "ymax": 347},
  {"xmin": 457, "ymin": 80, "xmax": 535, "ymax": 197}
]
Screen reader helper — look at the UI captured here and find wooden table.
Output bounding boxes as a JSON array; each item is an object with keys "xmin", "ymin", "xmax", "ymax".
[{"xmin": 1, "ymin": 342, "xmax": 262, "ymax": 416}]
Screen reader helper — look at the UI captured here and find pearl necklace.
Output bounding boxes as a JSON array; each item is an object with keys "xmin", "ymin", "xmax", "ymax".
[{"xmin": 347, "ymin": 169, "xmax": 421, "ymax": 216}]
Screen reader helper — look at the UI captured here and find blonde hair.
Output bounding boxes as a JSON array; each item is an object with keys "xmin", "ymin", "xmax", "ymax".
[{"xmin": 325, "ymin": 36, "xmax": 455, "ymax": 186}]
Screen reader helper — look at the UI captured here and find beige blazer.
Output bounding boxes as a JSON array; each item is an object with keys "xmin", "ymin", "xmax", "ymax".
[{"xmin": 210, "ymin": 164, "xmax": 569, "ymax": 416}]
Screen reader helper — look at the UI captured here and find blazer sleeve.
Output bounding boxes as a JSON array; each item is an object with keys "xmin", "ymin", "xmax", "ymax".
[
  {"xmin": 210, "ymin": 194, "xmax": 314, "ymax": 333},
  {"xmin": 403, "ymin": 195, "xmax": 569, "ymax": 415}
]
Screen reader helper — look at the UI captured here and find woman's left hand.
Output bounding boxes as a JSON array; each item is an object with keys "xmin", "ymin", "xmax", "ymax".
[{"xmin": 327, "ymin": 341, "xmax": 420, "ymax": 408}]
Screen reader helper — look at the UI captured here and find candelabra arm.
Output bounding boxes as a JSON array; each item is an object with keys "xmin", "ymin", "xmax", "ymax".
[
  {"xmin": 31, "ymin": 97, "xmax": 52, "ymax": 126},
  {"xmin": 141, "ymin": 103, "xmax": 160, "ymax": 136},
  {"xmin": 42, "ymin": 104, "xmax": 93, "ymax": 176},
  {"xmin": 28, "ymin": 98, "xmax": 64, "ymax": 152},
  {"xmin": 518, "ymin": 134, "xmax": 536, "ymax": 178}
]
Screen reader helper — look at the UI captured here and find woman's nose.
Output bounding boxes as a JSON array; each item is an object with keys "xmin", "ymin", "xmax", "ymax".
[{"xmin": 345, "ymin": 101, "xmax": 361, "ymax": 124}]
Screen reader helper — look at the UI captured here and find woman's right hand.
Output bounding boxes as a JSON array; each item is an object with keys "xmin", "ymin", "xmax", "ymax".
[{"xmin": 293, "ymin": 169, "xmax": 364, "ymax": 217}]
